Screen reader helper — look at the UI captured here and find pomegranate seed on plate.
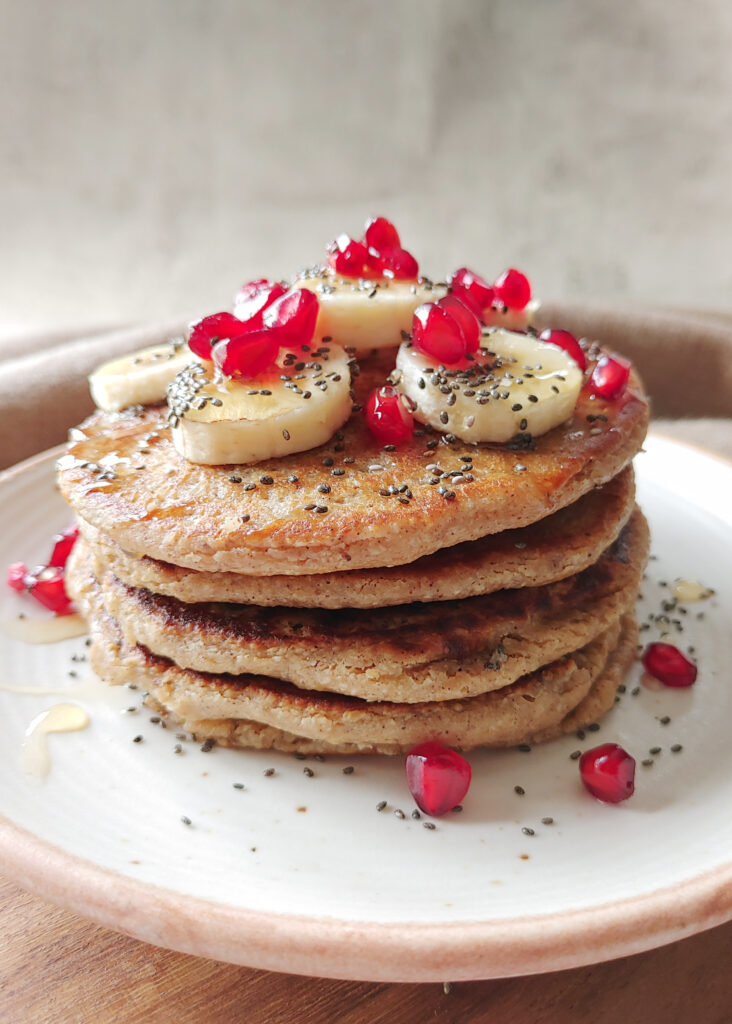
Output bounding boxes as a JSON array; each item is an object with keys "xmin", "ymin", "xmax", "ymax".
[
  {"xmin": 363, "ymin": 216, "xmax": 401, "ymax": 252},
  {"xmin": 589, "ymin": 354, "xmax": 631, "ymax": 400},
  {"xmin": 412, "ymin": 303, "xmax": 467, "ymax": 364},
  {"xmin": 233, "ymin": 279, "xmax": 287, "ymax": 325},
  {"xmin": 212, "ymin": 330, "xmax": 280, "ymax": 379},
  {"xmin": 48, "ymin": 524, "xmax": 79, "ymax": 569},
  {"xmin": 405, "ymin": 741, "xmax": 472, "ymax": 817},
  {"xmin": 370, "ymin": 246, "xmax": 419, "ymax": 280},
  {"xmin": 26, "ymin": 566, "xmax": 74, "ymax": 616},
  {"xmin": 538, "ymin": 328, "xmax": 587, "ymax": 372},
  {"xmin": 188, "ymin": 312, "xmax": 245, "ymax": 361},
  {"xmin": 493, "ymin": 268, "xmax": 531, "ymax": 310},
  {"xmin": 262, "ymin": 288, "xmax": 319, "ymax": 346},
  {"xmin": 7, "ymin": 561, "xmax": 28, "ymax": 593},
  {"xmin": 579, "ymin": 743, "xmax": 635, "ymax": 803},
  {"xmin": 448, "ymin": 267, "xmax": 494, "ymax": 318},
  {"xmin": 364, "ymin": 386, "xmax": 414, "ymax": 445},
  {"xmin": 437, "ymin": 295, "xmax": 481, "ymax": 353},
  {"xmin": 328, "ymin": 235, "xmax": 371, "ymax": 277},
  {"xmin": 642, "ymin": 642, "xmax": 697, "ymax": 687}
]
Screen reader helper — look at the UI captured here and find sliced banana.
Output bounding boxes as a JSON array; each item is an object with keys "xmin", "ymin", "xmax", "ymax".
[
  {"xmin": 482, "ymin": 298, "xmax": 541, "ymax": 331},
  {"xmin": 167, "ymin": 342, "xmax": 352, "ymax": 465},
  {"xmin": 294, "ymin": 269, "xmax": 446, "ymax": 352},
  {"xmin": 90, "ymin": 338, "xmax": 194, "ymax": 413},
  {"xmin": 394, "ymin": 328, "xmax": 582, "ymax": 444}
]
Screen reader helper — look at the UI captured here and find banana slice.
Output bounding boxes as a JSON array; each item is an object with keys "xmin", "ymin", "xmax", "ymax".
[
  {"xmin": 294, "ymin": 269, "xmax": 446, "ymax": 352},
  {"xmin": 482, "ymin": 298, "xmax": 541, "ymax": 331},
  {"xmin": 394, "ymin": 328, "xmax": 582, "ymax": 443},
  {"xmin": 167, "ymin": 342, "xmax": 353, "ymax": 465},
  {"xmin": 90, "ymin": 338, "xmax": 194, "ymax": 412}
]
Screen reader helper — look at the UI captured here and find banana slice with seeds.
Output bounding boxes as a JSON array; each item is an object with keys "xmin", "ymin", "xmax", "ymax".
[
  {"xmin": 89, "ymin": 338, "xmax": 194, "ymax": 412},
  {"xmin": 294, "ymin": 269, "xmax": 446, "ymax": 352},
  {"xmin": 167, "ymin": 342, "xmax": 353, "ymax": 465},
  {"xmin": 394, "ymin": 329, "xmax": 582, "ymax": 444}
]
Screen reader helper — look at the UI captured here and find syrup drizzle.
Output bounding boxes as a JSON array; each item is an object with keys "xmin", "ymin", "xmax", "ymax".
[
  {"xmin": 21, "ymin": 704, "xmax": 90, "ymax": 780},
  {"xmin": 0, "ymin": 613, "xmax": 87, "ymax": 644}
]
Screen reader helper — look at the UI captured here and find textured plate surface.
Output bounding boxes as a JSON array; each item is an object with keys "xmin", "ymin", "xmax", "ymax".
[{"xmin": 0, "ymin": 435, "xmax": 731, "ymax": 982}]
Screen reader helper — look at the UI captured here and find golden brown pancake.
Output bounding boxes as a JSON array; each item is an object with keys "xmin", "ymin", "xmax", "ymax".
[
  {"xmin": 68, "ymin": 508, "xmax": 648, "ymax": 704},
  {"xmin": 57, "ymin": 349, "xmax": 649, "ymax": 575},
  {"xmin": 84, "ymin": 598, "xmax": 637, "ymax": 755},
  {"xmin": 78, "ymin": 466, "xmax": 635, "ymax": 607}
]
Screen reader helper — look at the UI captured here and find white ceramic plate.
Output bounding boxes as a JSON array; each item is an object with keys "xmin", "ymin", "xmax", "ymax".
[{"xmin": 0, "ymin": 434, "xmax": 731, "ymax": 982}]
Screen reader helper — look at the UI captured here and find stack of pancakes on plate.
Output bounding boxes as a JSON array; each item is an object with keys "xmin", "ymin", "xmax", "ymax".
[{"xmin": 60, "ymin": 351, "xmax": 650, "ymax": 755}]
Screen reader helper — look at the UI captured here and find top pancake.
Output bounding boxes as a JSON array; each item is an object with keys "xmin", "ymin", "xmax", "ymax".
[{"xmin": 58, "ymin": 348, "xmax": 649, "ymax": 575}]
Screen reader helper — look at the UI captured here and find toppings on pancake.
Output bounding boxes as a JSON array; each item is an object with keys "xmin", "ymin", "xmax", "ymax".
[
  {"xmin": 393, "ymin": 327, "xmax": 583, "ymax": 443},
  {"xmin": 327, "ymin": 215, "xmax": 419, "ymax": 281},
  {"xmin": 364, "ymin": 385, "xmax": 415, "ymax": 446},
  {"xmin": 89, "ymin": 337, "xmax": 193, "ymax": 413},
  {"xmin": 6, "ymin": 524, "xmax": 79, "ymax": 616},
  {"xmin": 448, "ymin": 264, "xmax": 539, "ymax": 331},
  {"xmin": 405, "ymin": 742, "xmax": 472, "ymax": 816},
  {"xmin": 579, "ymin": 743, "xmax": 636, "ymax": 803},
  {"xmin": 538, "ymin": 328, "xmax": 587, "ymax": 371},
  {"xmin": 589, "ymin": 353, "xmax": 632, "ymax": 401},
  {"xmin": 166, "ymin": 341, "xmax": 353, "ymax": 466}
]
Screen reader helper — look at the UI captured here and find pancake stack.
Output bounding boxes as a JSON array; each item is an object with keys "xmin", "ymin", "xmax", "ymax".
[{"xmin": 60, "ymin": 348, "xmax": 650, "ymax": 755}]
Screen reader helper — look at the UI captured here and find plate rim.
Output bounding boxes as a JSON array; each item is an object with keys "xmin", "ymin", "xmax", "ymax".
[{"xmin": 1, "ymin": 435, "xmax": 731, "ymax": 982}]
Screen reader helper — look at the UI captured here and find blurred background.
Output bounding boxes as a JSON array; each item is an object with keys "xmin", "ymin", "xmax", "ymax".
[{"xmin": 2, "ymin": 0, "xmax": 731, "ymax": 339}]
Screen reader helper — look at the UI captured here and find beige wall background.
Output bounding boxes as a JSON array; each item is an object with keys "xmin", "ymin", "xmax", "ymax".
[{"xmin": 1, "ymin": 0, "xmax": 731, "ymax": 337}]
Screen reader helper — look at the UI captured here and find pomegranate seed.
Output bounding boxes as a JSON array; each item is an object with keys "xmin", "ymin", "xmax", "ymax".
[
  {"xmin": 642, "ymin": 642, "xmax": 698, "ymax": 687},
  {"xmin": 370, "ymin": 246, "xmax": 419, "ymax": 280},
  {"xmin": 493, "ymin": 268, "xmax": 531, "ymax": 310},
  {"xmin": 48, "ymin": 524, "xmax": 79, "ymax": 569},
  {"xmin": 233, "ymin": 279, "xmax": 287, "ymax": 325},
  {"xmin": 412, "ymin": 303, "xmax": 467, "ymax": 364},
  {"xmin": 212, "ymin": 330, "xmax": 280, "ymax": 379},
  {"xmin": 437, "ymin": 295, "xmax": 481, "ymax": 353},
  {"xmin": 448, "ymin": 267, "xmax": 494, "ymax": 318},
  {"xmin": 188, "ymin": 313, "xmax": 245, "ymax": 361},
  {"xmin": 328, "ymin": 235, "xmax": 371, "ymax": 277},
  {"xmin": 27, "ymin": 566, "xmax": 74, "ymax": 616},
  {"xmin": 364, "ymin": 386, "xmax": 414, "ymax": 445},
  {"xmin": 363, "ymin": 216, "xmax": 401, "ymax": 252},
  {"xmin": 7, "ymin": 561, "xmax": 28, "ymax": 593},
  {"xmin": 405, "ymin": 741, "xmax": 472, "ymax": 817},
  {"xmin": 580, "ymin": 743, "xmax": 635, "ymax": 803},
  {"xmin": 262, "ymin": 288, "xmax": 319, "ymax": 346},
  {"xmin": 538, "ymin": 328, "xmax": 587, "ymax": 372},
  {"xmin": 589, "ymin": 354, "xmax": 631, "ymax": 401}
]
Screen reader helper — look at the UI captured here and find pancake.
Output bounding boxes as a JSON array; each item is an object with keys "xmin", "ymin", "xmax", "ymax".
[
  {"xmin": 85, "ymin": 600, "xmax": 637, "ymax": 755},
  {"xmin": 78, "ymin": 465, "xmax": 635, "ymax": 607},
  {"xmin": 57, "ymin": 348, "xmax": 649, "ymax": 575},
  {"xmin": 68, "ymin": 508, "xmax": 649, "ymax": 704}
]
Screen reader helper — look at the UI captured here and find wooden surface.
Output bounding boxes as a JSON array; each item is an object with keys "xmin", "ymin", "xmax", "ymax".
[{"xmin": 2, "ymin": 877, "xmax": 731, "ymax": 1024}]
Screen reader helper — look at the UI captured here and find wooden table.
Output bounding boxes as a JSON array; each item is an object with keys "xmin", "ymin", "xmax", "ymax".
[{"xmin": 3, "ymin": 877, "xmax": 731, "ymax": 1023}]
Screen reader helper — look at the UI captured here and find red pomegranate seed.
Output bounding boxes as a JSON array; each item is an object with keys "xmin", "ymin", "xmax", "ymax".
[
  {"xmin": 364, "ymin": 386, "xmax": 414, "ymax": 445},
  {"xmin": 48, "ymin": 524, "xmax": 79, "ymax": 569},
  {"xmin": 327, "ymin": 235, "xmax": 371, "ymax": 277},
  {"xmin": 412, "ymin": 303, "xmax": 467, "ymax": 364},
  {"xmin": 233, "ymin": 279, "xmax": 287, "ymax": 325},
  {"xmin": 405, "ymin": 741, "xmax": 472, "ymax": 817},
  {"xmin": 448, "ymin": 267, "xmax": 494, "ymax": 318},
  {"xmin": 7, "ymin": 561, "xmax": 28, "ymax": 593},
  {"xmin": 493, "ymin": 268, "xmax": 531, "ymax": 310},
  {"xmin": 642, "ymin": 642, "xmax": 697, "ymax": 687},
  {"xmin": 370, "ymin": 246, "xmax": 419, "ymax": 280},
  {"xmin": 363, "ymin": 216, "xmax": 401, "ymax": 252},
  {"xmin": 212, "ymin": 330, "xmax": 280, "ymax": 379},
  {"xmin": 437, "ymin": 295, "xmax": 481, "ymax": 353},
  {"xmin": 188, "ymin": 313, "xmax": 245, "ymax": 361},
  {"xmin": 27, "ymin": 566, "xmax": 74, "ymax": 616},
  {"xmin": 262, "ymin": 288, "xmax": 319, "ymax": 346},
  {"xmin": 589, "ymin": 354, "xmax": 631, "ymax": 400},
  {"xmin": 538, "ymin": 328, "xmax": 587, "ymax": 372},
  {"xmin": 579, "ymin": 743, "xmax": 636, "ymax": 803}
]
